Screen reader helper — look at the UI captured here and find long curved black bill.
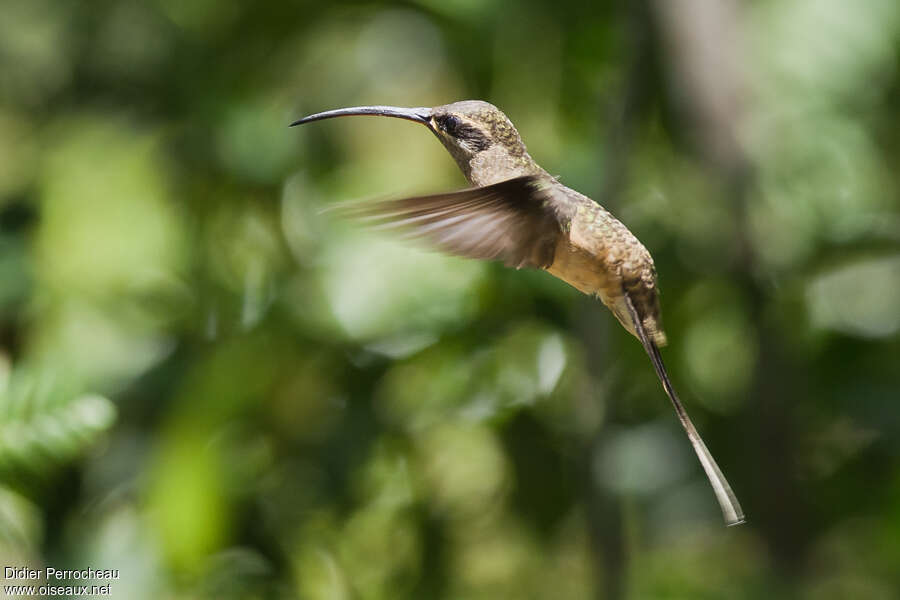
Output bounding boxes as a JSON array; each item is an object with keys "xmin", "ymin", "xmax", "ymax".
[{"xmin": 290, "ymin": 106, "xmax": 432, "ymax": 127}]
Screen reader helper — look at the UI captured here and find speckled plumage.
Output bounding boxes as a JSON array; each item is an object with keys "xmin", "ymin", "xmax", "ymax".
[
  {"xmin": 427, "ymin": 101, "xmax": 667, "ymax": 347},
  {"xmin": 292, "ymin": 99, "xmax": 744, "ymax": 526}
]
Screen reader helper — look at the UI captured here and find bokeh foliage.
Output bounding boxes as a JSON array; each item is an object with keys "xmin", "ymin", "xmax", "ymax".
[{"xmin": 1, "ymin": 0, "xmax": 899, "ymax": 598}]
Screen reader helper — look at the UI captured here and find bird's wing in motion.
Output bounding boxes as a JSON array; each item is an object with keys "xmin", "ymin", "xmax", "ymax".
[
  {"xmin": 623, "ymin": 293, "xmax": 746, "ymax": 527},
  {"xmin": 331, "ymin": 176, "xmax": 562, "ymax": 269}
]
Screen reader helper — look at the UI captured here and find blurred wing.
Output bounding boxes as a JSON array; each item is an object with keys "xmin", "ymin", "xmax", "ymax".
[{"xmin": 333, "ymin": 176, "xmax": 562, "ymax": 269}]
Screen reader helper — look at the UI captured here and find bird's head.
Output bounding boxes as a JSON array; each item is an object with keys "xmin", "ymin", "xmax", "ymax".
[{"xmin": 291, "ymin": 100, "xmax": 540, "ymax": 185}]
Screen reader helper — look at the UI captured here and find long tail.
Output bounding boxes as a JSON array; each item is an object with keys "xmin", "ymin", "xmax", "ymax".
[{"xmin": 624, "ymin": 295, "xmax": 745, "ymax": 526}]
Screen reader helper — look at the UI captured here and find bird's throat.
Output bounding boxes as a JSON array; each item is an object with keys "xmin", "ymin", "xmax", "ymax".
[{"xmin": 463, "ymin": 146, "xmax": 546, "ymax": 187}]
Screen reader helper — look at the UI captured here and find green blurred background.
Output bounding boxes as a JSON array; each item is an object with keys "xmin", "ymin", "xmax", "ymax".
[{"xmin": 1, "ymin": 0, "xmax": 899, "ymax": 598}]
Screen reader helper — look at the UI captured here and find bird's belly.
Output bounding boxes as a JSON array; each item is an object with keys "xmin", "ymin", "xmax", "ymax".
[
  {"xmin": 544, "ymin": 227, "xmax": 668, "ymax": 347},
  {"xmin": 545, "ymin": 239, "xmax": 619, "ymax": 301},
  {"xmin": 544, "ymin": 242, "xmax": 644, "ymax": 342}
]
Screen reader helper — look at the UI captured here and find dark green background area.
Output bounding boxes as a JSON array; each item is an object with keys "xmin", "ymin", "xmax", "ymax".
[{"xmin": 1, "ymin": 0, "xmax": 899, "ymax": 598}]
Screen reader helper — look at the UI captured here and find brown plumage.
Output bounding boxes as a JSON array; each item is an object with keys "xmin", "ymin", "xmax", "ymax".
[{"xmin": 292, "ymin": 100, "xmax": 744, "ymax": 526}]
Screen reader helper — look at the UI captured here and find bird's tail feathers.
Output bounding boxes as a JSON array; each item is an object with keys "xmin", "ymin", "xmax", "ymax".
[{"xmin": 623, "ymin": 294, "xmax": 745, "ymax": 527}]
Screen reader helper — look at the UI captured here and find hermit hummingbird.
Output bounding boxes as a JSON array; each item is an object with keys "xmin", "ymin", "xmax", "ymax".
[{"xmin": 291, "ymin": 101, "xmax": 745, "ymax": 526}]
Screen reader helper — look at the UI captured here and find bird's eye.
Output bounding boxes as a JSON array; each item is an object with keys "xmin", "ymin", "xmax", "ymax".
[{"xmin": 440, "ymin": 115, "xmax": 462, "ymax": 134}]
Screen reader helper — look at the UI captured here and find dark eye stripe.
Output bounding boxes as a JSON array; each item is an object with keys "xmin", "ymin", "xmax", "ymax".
[{"xmin": 437, "ymin": 115, "xmax": 490, "ymax": 151}]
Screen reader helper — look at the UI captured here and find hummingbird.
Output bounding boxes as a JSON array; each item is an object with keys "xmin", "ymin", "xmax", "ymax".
[{"xmin": 291, "ymin": 101, "xmax": 745, "ymax": 526}]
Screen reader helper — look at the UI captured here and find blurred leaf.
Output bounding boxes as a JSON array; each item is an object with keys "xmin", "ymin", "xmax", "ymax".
[
  {"xmin": 36, "ymin": 117, "xmax": 187, "ymax": 298},
  {"xmin": 0, "ymin": 485, "xmax": 42, "ymax": 552},
  {"xmin": 0, "ymin": 364, "xmax": 115, "ymax": 490},
  {"xmin": 414, "ymin": 423, "xmax": 509, "ymax": 522},
  {"xmin": 594, "ymin": 422, "xmax": 690, "ymax": 495},
  {"xmin": 0, "ymin": 0, "xmax": 74, "ymax": 104},
  {"xmin": 145, "ymin": 430, "xmax": 228, "ymax": 572},
  {"xmin": 318, "ymin": 232, "xmax": 483, "ymax": 341},
  {"xmin": 807, "ymin": 255, "xmax": 900, "ymax": 339}
]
